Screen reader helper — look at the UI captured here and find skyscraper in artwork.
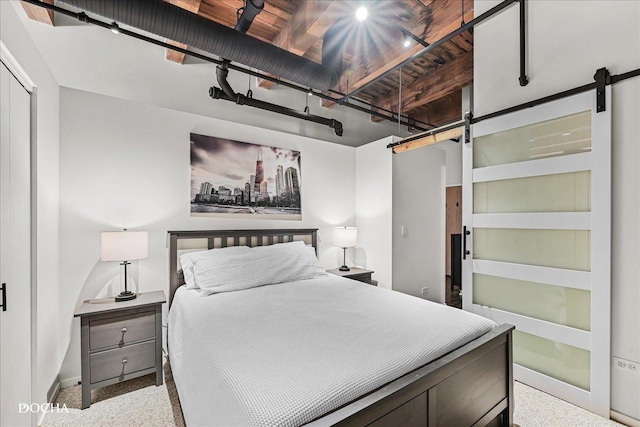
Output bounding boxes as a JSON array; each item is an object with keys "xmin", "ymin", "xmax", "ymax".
[
  {"xmin": 284, "ymin": 167, "xmax": 300, "ymax": 208},
  {"xmin": 244, "ymin": 182, "xmax": 251, "ymax": 205},
  {"xmin": 199, "ymin": 182, "xmax": 213, "ymax": 195},
  {"xmin": 254, "ymin": 149, "xmax": 264, "ymax": 193},
  {"xmin": 250, "ymin": 174, "xmax": 256, "ymax": 203},
  {"xmin": 276, "ymin": 165, "xmax": 284, "ymax": 196},
  {"xmin": 284, "ymin": 167, "xmax": 299, "ymax": 193}
]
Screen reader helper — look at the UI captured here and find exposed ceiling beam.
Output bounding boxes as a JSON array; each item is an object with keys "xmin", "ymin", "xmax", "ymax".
[
  {"xmin": 20, "ymin": 0, "xmax": 54, "ymax": 26},
  {"xmin": 371, "ymin": 50, "xmax": 472, "ymax": 122},
  {"xmin": 257, "ymin": 1, "xmax": 343, "ymax": 89},
  {"xmin": 323, "ymin": 5, "xmax": 474, "ymax": 108},
  {"xmin": 165, "ymin": 0, "xmax": 202, "ymax": 64},
  {"xmin": 408, "ymin": 90, "xmax": 462, "ymax": 127}
]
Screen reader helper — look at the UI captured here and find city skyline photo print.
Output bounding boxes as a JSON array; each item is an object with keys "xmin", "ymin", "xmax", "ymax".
[{"xmin": 190, "ymin": 133, "xmax": 302, "ymax": 219}]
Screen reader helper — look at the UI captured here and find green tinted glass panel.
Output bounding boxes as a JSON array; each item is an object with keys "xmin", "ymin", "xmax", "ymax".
[
  {"xmin": 473, "ymin": 228, "xmax": 590, "ymax": 271},
  {"xmin": 474, "ymin": 171, "xmax": 591, "ymax": 214},
  {"xmin": 474, "ymin": 111, "xmax": 591, "ymax": 168},
  {"xmin": 514, "ymin": 330, "xmax": 590, "ymax": 390},
  {"xmin": 473, "ymin": 274, "xmax": 590, "ymax": 331}
]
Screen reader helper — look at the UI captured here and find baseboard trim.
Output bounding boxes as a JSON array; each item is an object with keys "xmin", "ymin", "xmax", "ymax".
[
  {"xmin": 47, "ymin": 377, "xmax": 61, "ymax": 403},
  {"xmin": 60, "ymin": 376, "xmax": 81, "ymax": 390},
  {"xmin": 612, "ymin": 410, "xmax": 640, "ymax": 427},
  {"xmin": 38, "ymin": 377, "xmax": 61, "ymax": 426}
]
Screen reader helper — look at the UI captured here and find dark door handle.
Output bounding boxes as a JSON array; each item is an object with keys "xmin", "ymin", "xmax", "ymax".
[
  {"xmin": 463, "ymin": 227, "xmax": 471, "ymax": 260},
  {"xmin": 0, "ymin": 283, "xmax": 6, "ymax": 312}
]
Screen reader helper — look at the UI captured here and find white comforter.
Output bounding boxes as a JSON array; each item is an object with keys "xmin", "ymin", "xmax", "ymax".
[{"xmin": 168, "ymin": 275, "xmax": 496, "ymax": 427}]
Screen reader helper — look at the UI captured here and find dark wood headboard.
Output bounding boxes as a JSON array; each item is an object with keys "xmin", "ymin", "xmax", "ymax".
[{"xmin": 167, "ymin": 229, "xmax": 318, "ymax": 306}]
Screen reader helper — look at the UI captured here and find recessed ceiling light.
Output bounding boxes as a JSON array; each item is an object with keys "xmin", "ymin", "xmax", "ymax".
[
  {"xmin": 355, "ymin": 6, "xmax": 368, "ymax": 22},
  {"xmin": 403, "ymin": 38, "xmax": 411, "ymax": 48}
]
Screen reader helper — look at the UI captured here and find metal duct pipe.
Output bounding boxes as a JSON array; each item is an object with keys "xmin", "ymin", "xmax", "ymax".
[
  {"xmin": 59, "ymin": 0, "xmax": 341, "ymax": 91},
  {"xmin": 209, "ymin": 86, "xmax": 343, "ymax": 137},
  {"xmin": 216, "ymin": 61, "xmax": 237, "ymax": 99},
  {"xmin": 235, "ymin": 0, "xmax": 264, "ymax": 34}
]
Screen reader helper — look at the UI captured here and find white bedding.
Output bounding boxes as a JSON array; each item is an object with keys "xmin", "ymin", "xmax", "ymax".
[{"xmin": 167, "ymin": 275, "xmax": 496, "ymax": 427}]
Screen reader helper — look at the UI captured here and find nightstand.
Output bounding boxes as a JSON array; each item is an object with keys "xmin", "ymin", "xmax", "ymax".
[
  {"xmin": 74, "ymin": 291, "xmax": 166, "ymax": 409},
  {"xmin": 327, "ymin": 267, "xmax": 375, "ymax": 285}
]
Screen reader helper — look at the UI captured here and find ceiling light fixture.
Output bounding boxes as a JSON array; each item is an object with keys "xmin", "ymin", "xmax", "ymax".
[
  {"xmin": 403, "ymin": 38, "xmax": 411, "ymax": 48},
  {"xmin": 308, "ymin": 89, "xmax": 313, "ymax": 96},
  {"xmin": 355, "ymin": 6, "xmax": 368, "ymax": 22},
  {"xmin": 110, "ymin": 21, "xmax": 120, "ymax": 34}
]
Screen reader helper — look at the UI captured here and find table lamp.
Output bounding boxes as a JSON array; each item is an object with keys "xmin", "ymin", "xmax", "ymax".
[
  {"xmin": 334, "ymin": 226, "xmax": 357, "ymax": 272},
  {"xmin": 101, "ymin": 230, "xmax": 148, "ymax": 302}
]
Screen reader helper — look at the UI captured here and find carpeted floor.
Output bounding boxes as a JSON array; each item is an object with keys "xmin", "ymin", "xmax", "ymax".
[{"xmin": 44, "ymin": 364, "xmax": 624, "ymax": 427}]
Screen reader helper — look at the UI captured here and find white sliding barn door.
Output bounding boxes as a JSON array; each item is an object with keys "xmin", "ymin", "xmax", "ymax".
[
  {"xmin": 0, "ymin": 62, "xmax": 32, "ymax": 426},
  {"xmin": 462, "ymin": 89, "xmax": 611, "ymax": 416}
]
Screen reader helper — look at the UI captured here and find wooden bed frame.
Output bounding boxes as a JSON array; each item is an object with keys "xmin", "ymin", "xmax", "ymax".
[{"xmin": 167, "ymin": 229, "xmax": 514, "ymax": 427}]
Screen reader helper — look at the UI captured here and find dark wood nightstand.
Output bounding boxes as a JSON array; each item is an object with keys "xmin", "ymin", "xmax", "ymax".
[
  {"xmin": 327, "ymin": 267, "xmax": 375, "ymax": 285},
  {"xmin": 74, "ymin": 291, "xmax": 166, "ymax": 409}
]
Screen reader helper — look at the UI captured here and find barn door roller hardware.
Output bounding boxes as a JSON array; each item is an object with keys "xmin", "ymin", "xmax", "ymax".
[
  {"xmin": 594, "ymin": 67, "xmax": 610, "ymax": 113},
  {"xmin": 464, "ymin": 112, "xmax": 473, "ymax": 145}
]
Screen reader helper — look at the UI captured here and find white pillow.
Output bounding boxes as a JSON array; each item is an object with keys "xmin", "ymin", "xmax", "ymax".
[
  {"xmin": 179, "ymin": 245, "xmax": 252, "ymax": 290},
  {"xmin": 194, "ymin": 240, "xmax": 327, "ymax": 295}
]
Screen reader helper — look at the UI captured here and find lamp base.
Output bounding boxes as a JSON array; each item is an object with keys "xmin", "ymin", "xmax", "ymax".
[
  {"xmin": 338, "ymin": 265, "xmax": 351, "ymax": 272},
  {"xmin": 115, "ymin": 290, "xmax": 137, "ymax": 302}
]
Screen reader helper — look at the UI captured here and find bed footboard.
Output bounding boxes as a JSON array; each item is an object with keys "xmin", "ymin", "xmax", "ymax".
[{"xmin": 308, "ymin": 324, "xmax": 515, "ymax": 427}]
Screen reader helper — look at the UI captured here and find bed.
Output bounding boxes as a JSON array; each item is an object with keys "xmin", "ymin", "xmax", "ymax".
[{"xmin": 167, "ymin": 229, "xmax": 514, "ymax": 427}]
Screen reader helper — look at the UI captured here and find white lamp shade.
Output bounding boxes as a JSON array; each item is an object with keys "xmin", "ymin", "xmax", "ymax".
[
  {"xmin": 101, "ymin": 231, "xmax": 148, "ymax": 261},
  {"xmin": 333, "ymin": 227, "xmax": 357, "ymax": 248}
]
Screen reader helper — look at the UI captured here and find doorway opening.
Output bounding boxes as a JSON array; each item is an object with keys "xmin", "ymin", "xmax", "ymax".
[{"xmin": 445, "ymin": 185, "xmax": 462, "ymax": 309}]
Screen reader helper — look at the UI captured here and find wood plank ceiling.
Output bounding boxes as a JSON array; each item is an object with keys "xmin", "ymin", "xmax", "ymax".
[{"xmin": 22, "ymin": 0, "xmax": 473, "ymax": 130}]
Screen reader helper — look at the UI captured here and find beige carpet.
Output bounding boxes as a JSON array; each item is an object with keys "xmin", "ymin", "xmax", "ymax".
[
  {"xmin": 44, "ymin": 364, "xmax": 185, "ymax": 427},
  {"xmin": 44, "ymin": 367, "xmax": 624, "ymax": 427}
]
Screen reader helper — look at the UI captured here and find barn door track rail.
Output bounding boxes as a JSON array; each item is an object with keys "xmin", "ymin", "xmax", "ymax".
[
  {"xmin": 390, "ymin": 65, "xmax": 640, "ymax": 152},
  {"xmin": 470, "ymin": 66, "xmax": 640, "ymax": 128}
]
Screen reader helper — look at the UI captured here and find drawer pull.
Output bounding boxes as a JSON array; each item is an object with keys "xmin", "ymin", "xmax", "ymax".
[
  {"xmin": 122, "ymin": 358, "xmax": 128, "ymax": 364},
  {"xmin": 121, "ymin": 327, "xmax": 127, "ymax": 333}
]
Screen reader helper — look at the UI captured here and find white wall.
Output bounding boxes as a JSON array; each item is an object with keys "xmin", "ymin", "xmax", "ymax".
[
  {"xmin": 439, "ymin": 141, "xmax": 462, "ymax": 187},
  {"xmin": 392, "ymin": 146, "xmax": 446, "ymax": 303},
  {"xmin": 11, "ymin": 4, "xmax": 408, "ymax": 148},
  {"xmin": 0, "ymin": 2, "xmax": 60, "ymax": 420},
  {"xmin": 355, "ymin": 136, "xmax": 397, "ymax": 289},
  {"xmin": 57, "ymin": 87, "xmax": 356, "ymax": 384},
  {"xmin": 474, "ymin": 0, "xmax": 640, "ymax": 420}
]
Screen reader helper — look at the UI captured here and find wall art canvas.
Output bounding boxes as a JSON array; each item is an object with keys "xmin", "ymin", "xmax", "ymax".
[{"xmin": 190, "ymin": 133, "xmax": 302, "ymax": 220}]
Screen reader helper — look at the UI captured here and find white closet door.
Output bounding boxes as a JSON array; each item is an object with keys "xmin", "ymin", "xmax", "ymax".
[
  {"xmin": 0, "ymin": 63, "xmax": 32, "ymax": 427},
  {"xmin": 462, "ymin": 89, "xmax": 611, "ymax": 417}
]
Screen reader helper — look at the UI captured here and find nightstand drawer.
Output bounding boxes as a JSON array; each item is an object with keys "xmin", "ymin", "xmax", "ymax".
[
  {"xmin": 348, "ymin": 273, "xmax": 372, "ymax": 284},
  {"xmin": 90, "ymin": 340, "xmax": 156, "ymax": 384},
  {"xmin": 90, "ymin": 311, "xmax": 155, "ymax": 351}
]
